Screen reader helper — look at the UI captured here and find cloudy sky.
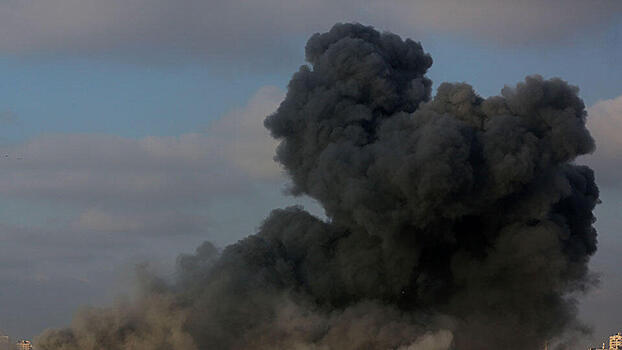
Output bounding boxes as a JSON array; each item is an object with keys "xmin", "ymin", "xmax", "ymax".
[{"xmin": 0, "ymin": 1, "xmax": 621, "ymax": 348}]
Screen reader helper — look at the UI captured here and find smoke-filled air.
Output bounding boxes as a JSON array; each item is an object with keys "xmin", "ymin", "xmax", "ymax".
[{"xmin": 36, "ymin": 23, "xmax": 599, "ymax": 350}]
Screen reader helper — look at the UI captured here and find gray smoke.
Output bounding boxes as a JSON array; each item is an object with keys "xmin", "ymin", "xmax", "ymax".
[{"xmin": 36, "ymin": 23, "xmax": 599, "ymax": 350}]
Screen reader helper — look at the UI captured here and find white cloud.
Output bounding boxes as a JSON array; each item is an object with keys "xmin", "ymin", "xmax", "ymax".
[
  {"xmin": 208, "ymin": 86, "xmax": 284, "ymax": 179},
  {"xmin": 0, "ymin": 86, "xmax": 283, "ymax": 206},
  {"xmin": 0, "ymin": 85, "xmax": 292, "ymax": 337},
  {"xmin": 582, "ymin": 95, "xmax": 622, "ymax": 186},
  {"xmin": 0, "ymin": 132, "xmax": 246, "ymax": 204},
  {"xmin": 0, "ymin": 0, "xmax": 619, "ymax": 59},
  {"xmin": 0, "ymin": 85, "xmax": 287, "ymax": 268},
  {"xmin": 587, "ymin": 95, "xmax": 622, "ymax": 159},
  {"xmin": 71, "ymin": 208, "xmax": 209, "ymax": 236},
  {"xmin": 371, "ymin": 0, "xmax": 622, "ymax": 45},
  {"xmin": 0, "ymin": 85, "xmax": 291, "ymax": 269}
]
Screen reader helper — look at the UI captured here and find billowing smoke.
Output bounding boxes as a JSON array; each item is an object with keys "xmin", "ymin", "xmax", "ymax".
[{"xmin": 36, "ymin": 23, "xmax": 599, "ymax": 350}]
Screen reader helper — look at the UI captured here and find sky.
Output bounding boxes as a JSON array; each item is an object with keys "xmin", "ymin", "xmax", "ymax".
[{"xmin": 0, "ymin": 1, "xmax": 621, "ymax": 348}]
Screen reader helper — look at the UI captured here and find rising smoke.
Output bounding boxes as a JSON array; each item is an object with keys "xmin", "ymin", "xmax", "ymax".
[{"xmin": 36, "ymin": 23, "xmax": 599, "ymax": 350}]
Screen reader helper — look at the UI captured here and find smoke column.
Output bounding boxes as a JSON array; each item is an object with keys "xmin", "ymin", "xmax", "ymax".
[{"xmin": 36, "ymin": 23, "xmax": 599, "ymax": 350}]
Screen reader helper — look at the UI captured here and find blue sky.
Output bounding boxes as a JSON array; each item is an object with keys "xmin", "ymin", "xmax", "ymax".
[
  {"xmin": 1, "ymin": 21, "xmax": 621, "ymax": 142},
  {"xmin": 0, "ymin": 1, "xmax": 621, "ymax": 349}
]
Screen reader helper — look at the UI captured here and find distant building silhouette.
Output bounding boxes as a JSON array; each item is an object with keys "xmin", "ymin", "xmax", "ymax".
[
  {"xmin": 0, "ymin": 334, "xmax": 8, "ymax": 350},
  {"xmin": 15, "ymin": 340, "xmax": 32, "ymax": 350},
  {"xmin": 589, "ymin": 332, "xmax": 622, "ymax": 350}
]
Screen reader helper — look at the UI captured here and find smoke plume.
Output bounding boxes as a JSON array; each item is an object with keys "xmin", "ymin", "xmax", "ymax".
[{"xmin": 36, "ymin": 23, "xmax": 599, "ymax": 350}]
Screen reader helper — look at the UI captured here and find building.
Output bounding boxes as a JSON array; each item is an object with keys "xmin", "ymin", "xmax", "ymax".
[
  {"xmin": 612, "ymin": 333, "xmax": 622, "ymax": 350},
  {"xmin": 0, "ymin": 335, "xmax": 8, "ymax": 350},
  {"xmin": 588, "ymin": 344, "xmax": 607, "ymax": 350},
  {"xmin": 14, "ymin": 340, "xmax": 32, "ymax": 350}
]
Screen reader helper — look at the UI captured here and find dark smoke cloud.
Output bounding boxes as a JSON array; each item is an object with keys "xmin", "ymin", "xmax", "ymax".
[{"xmin": 36, "ymin": 23, "xmax": 599, "ymax": 350}]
